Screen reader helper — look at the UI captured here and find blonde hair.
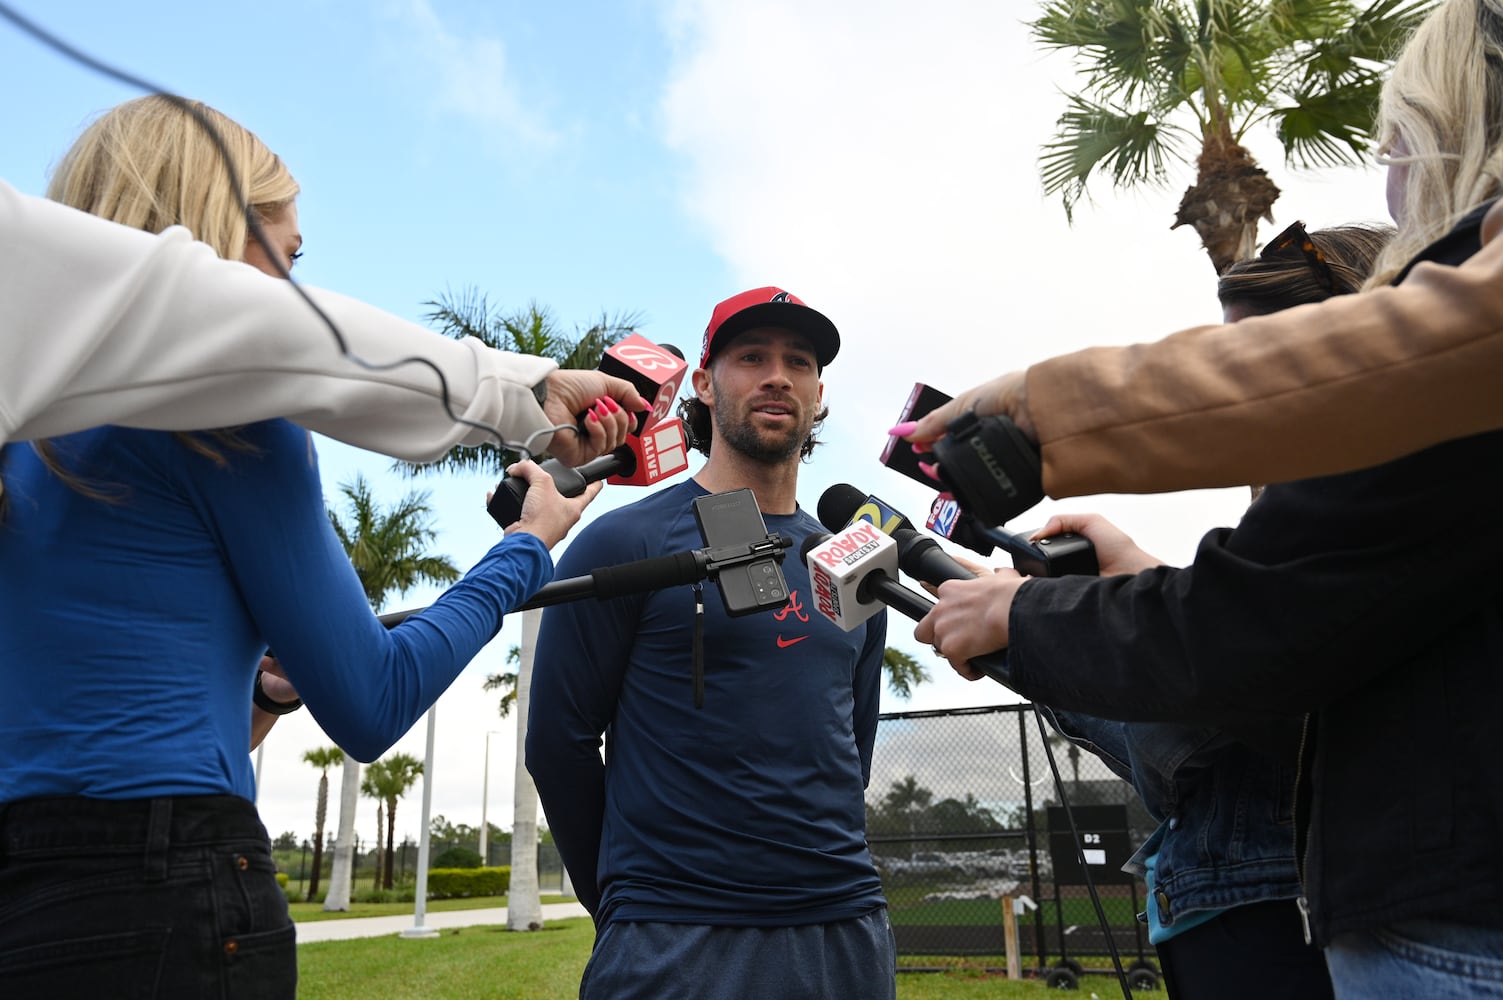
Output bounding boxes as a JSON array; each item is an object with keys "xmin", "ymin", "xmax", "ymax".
[
  {"xmin": 14, "ymin": 97, "xmax": 298, "ymax": 509},
  {"xmin": 46, "ymin": 94, "xmax": 299, "ymax": 261},
  {"xmin": 1368, "ymin": 0, "xmax": 1503, "ymax": 285}
]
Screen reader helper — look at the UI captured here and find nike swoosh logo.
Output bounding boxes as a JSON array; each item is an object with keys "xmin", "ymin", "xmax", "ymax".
[{"xmin": 776, "ymin": 635, "xmax": 808, "ymax": 648}]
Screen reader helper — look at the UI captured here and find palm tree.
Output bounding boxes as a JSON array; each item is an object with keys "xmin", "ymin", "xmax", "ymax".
[
  {"xmin": 482, "ymin": 645, "xmax": 521, "ymax": 719},
  {"xmin": 407, "ymin": 291, "xmax": 643, "ymax": 475},
  {"xmin": 882, "ymin": 775, "xmax": 935, "ymax": 848},
  {"xmin": 1030, "ymin": 0, "xmax": 1430, "ymax": 272},
  {"xmin": 407, "ymin": 290, "xmax": 642, "ymax": 931},
  {"xmin": 321, "ymin": 476, "xmax": 459, "ymax": 912},
  {"xmin": 302, "ymin": 745, "xmax": 344, "ymax": 899},
  {"xmin": 883, "ymin": 647, "xmax": 929, "ymax": 699},
  {"xmin": 362, "ymin": 752, "xmax": 425, "ymax": 890}
]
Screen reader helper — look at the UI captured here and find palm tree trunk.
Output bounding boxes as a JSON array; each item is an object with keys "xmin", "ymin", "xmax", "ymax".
[
  {"xmin": 309, "ymin": 772, "xmax": 328, "ymax": 898},
  {"xmin": 384, "ymin": 797, "xmax": 398, "ymax": 890},
  {"xmin": 322, "ymin": 757, "xmax": 361, "ymax": 911},
  {"xmin": 509, "ymin": 607, "xmax": 544, "ymax": 931},
  {"xmin": 373, "ymin": 802, "xmax": 384, "ymax": 890}
]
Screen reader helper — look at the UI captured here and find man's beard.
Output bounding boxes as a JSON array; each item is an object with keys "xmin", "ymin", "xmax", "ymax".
[{"xmin": 712, "ymin": 391, "xmax": 810, "ymax": 465}]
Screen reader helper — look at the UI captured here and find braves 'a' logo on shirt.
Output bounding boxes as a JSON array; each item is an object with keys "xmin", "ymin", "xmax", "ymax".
[{"xmin": 773, "ymin": 590, "xmax": 810, "ymax": 649}]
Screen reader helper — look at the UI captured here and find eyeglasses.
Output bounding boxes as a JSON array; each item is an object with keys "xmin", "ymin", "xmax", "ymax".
[{"xmin": 1259, "ymin": 220, "xmax": 1335, "ymax": 295}]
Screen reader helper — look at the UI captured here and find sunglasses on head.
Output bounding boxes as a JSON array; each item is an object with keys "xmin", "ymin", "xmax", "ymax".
[{"xmin": 1259, "ymin": 220, "xmax": 1336, "ymax": 295}]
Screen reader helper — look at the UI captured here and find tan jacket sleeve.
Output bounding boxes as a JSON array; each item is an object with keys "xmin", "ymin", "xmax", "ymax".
[
  {"xmin": 1027, "ymin": 203, "xmax": 1503, "ymax": 497},
  {"xmin": 0, "ymin": 179, "xmax": 557, "ymax": 461}
]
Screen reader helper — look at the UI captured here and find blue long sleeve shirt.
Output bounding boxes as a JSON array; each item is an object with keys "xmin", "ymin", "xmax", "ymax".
[
  {"xmin": 526, "ymin": 479, "xmax": 888, "ymax": 928},
  {"xmin": 0, "ymin": 420, "xmax": 551, "ymax": 802}
]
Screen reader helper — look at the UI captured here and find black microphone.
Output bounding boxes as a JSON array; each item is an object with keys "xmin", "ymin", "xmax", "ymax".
[
  {"xmin": 377, "ymin": 532, "xmax": 793, "ymax": 626},
  {"xmin": 487, "ymin": 445, "xmax": 635, "ymax": 527},
  {"xmin": 488, "ymin": 413, "xmax": 690, "ymax": 528},
  {"xmin": 925, "ymin": 492, "xmax": 996, "ymax": 557},
  {"xmin": 817, "ymin": 483, "xmax": 978, "ymax": 586},
  {"xmin": 821, "ymin": 482, "xmax": 1098, "ymax": 579}
]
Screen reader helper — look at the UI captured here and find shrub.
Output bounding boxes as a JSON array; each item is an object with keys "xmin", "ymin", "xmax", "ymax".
[
  {"xmin": 433, "ymin": 845, "xmax": 484, "ymax": 869},
  {"xmin": 426, "ymin": 866, "xmax": 510, "ymax": 899}
]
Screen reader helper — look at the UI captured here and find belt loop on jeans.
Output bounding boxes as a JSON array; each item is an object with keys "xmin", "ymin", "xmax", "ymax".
[{"xmin": 144, "ymin": 797, "xmax": 172, "ymax": 882}]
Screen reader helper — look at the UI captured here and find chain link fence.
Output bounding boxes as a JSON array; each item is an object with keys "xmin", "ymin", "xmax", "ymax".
[{"xmin": 871, "ymin": 704, "xmax": 1159, "ymax": 979}]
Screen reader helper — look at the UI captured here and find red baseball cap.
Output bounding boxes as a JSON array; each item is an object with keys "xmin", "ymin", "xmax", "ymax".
[{"xmin": 698, "ymin": 287, "xmax": 841, "ymax": 371}]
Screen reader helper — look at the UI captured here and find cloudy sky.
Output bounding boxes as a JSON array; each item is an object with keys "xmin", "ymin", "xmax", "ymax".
[{"xmin": 1, "ymin": 0, "xmax": 1394, "ymax": 848}]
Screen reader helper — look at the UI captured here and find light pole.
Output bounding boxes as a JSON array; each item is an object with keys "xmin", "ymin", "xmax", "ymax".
[
  {"xmin": 401, "ymin": 705, "xmax": 440, "ymax": 939},
  {"xmin": 478, "ymin": 729, "xmax": 503, "ymax": 865}
]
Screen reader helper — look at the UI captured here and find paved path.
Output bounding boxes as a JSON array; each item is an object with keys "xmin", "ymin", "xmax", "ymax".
[{"xmin": 296, "ymin": 900, "xmax": 590, "ymax": 943}]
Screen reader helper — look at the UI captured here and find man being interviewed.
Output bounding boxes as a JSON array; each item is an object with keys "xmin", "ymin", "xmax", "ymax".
[{"xmin": 527, "ymin": 288, "xmax": 895, "ymax": 1000}]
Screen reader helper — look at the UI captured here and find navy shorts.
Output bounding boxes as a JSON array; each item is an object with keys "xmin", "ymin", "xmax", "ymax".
[{"xmin": 581, "ymin": 907, "xmax": 896, "ymax": 1000}]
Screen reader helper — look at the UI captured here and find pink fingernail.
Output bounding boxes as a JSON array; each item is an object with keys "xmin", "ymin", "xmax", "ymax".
[
  {"xmin": 918, "ymin": 460, "xmax": 942, "ymax": 481},
  {"xmin": 587, "ymin": 410, "xmax": 599, "ymax": 423},
  {"xmin": 594, "ymin": 401, "xmax": 610, "ymax": 418},
  {"xmin": 888, "ymin": 421, "xmax": 917, "ymax": 437},
  {"xmin": 911, "ymin": 442, "xmax": 930, "ymax": 455},
  {"xmin": 603, "ymin": 396, "xmax": 620, "ymax": 413}
]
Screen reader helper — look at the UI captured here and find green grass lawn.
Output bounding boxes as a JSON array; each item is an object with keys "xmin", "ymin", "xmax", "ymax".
[{"xmin": 295, "ymin": 917, "xmax": 1053, "ymax": 999}]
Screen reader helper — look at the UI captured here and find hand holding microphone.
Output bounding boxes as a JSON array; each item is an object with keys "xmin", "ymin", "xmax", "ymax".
[
  {"xmin": 802, "ymin": 524, "xmax": 1012, "ymax": 685},
  {"xmin": 537, "ymin": 372, "xmax": 643, "ymax": 467},
  {"xmin": 898, "ymin": 370, "xmax": 1036, "ymax": 454},
  {"xmin": 879, "ymin": 381, "xmax": 1046, "ymax": 528},
  {"xmin": 500, "ymin": 460, "xmax": 604, "ymax": 548},
  {"xmin": 486, "ymin": 417, "xmax": 689, "ymax": 527},
  {"xmin": 910, "ymin": 568, "xmax": 1025, "ymax": 682},
  {"xmin": 489, "ymin": 336, "xmax": 691, "ymax": 527}
]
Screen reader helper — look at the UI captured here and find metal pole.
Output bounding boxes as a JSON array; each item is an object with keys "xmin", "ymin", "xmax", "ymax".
[
  {"xmin": 254, "ymin": 742, "xmax": 265, "ymax": 804},
  {"xmin": 402, "ymin": 706, "xmax": 440, "ymax": 939},
  {"xmin": 479, "ymin": 730, "xmax": 492, "ymax": 864}
]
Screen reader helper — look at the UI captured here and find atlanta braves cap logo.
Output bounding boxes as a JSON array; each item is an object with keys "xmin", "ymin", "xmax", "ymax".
[{"xmin": 769, "ymin": 291, "xmax": 793, "ymax": 303}]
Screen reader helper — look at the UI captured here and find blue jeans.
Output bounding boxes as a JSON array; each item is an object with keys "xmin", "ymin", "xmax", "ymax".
[
  {"xmin": 0, "ymin": 795, "xmax": 296, "ymax": 1000},
  {"xmin": 581, "ymin": 908, "xmax": 897, "ymax": 1000},
  {"xmin": 1326, "ymin": 916, "xmax": 1503, "ymax": 999}
]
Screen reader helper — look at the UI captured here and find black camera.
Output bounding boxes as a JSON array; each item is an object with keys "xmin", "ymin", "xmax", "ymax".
[
  {"xmin": 930, "ymin": 411, "xmax": 1046, "ymax": 527},
  {"xmin": 930, "ymin": 412, "xmax": 1097, "ymax": 578}
]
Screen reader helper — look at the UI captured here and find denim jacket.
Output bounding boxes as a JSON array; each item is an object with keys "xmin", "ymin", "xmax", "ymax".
[{"xmin": 1042, "ymin": 707, "xmax": 1304, "ymax": 930}]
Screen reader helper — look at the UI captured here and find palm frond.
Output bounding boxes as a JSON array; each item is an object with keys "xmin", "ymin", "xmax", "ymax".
[
  {"xmin": 422, "ymin": 287, "xmax": 498, "ymax": 342},
  {"xmin": 1040, "ymin": 95, "xmax": 1187, "ymax": 217},
  {"xmin": 1271, "ymin": 81, "xmax": 1384, "ymax": 167},
  {"xmin": 882, "ymin": 647, "xmax": 929, "ymax": 700},
  {"xmin": 1031, "ymin": 0, "xmax": 1194, "ymax": 109},
  {"xmin": 327, "ymin": 475, "xmax": 460, "ymax": 611}
]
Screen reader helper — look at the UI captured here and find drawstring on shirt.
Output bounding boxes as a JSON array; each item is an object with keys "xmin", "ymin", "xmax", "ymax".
[{"xmin": 691, "ymin": 582, "xmax": 705, "ymax": 709}]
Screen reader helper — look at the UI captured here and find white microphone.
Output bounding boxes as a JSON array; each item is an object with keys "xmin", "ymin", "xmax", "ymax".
[{"xmin": 804, "ymin": 522, "xmax": 899, "ymax": 631}]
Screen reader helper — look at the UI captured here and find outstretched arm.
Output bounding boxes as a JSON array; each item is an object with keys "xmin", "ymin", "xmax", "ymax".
[
  {"xmin": 1, "ymin": 179, "xmax": 642, "ymax": 462},
  {"xmin": 904, "ymin": 199, "xmax": 1503, "ymax": 497}
]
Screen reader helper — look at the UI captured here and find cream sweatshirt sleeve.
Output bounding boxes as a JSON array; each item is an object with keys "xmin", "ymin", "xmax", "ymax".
[{"xmin": 1, "ymin": 178, "xmax": 556, "ymax": 461}]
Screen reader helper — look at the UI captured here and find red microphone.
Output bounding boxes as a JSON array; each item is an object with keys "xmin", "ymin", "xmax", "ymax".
[
  {"xmin": 488, "ymin": 417, "xmax": 689, "ymax": 526},
  {"xmin": 607, "ymin": 415, "xmax": 689, "ymax": 486},
  {"xmin": 599, "ymin": 334, "xmax": 688, "ymax": 435}
]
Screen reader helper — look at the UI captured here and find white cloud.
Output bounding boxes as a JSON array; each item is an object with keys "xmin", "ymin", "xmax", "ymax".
[
  {"xmin": 655, "ymin": 0, "xmax": 1390, "ymax": 567},
  {"xmin": 380, "ymin": 0, "xmax": 558, "ymax": 149}
]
